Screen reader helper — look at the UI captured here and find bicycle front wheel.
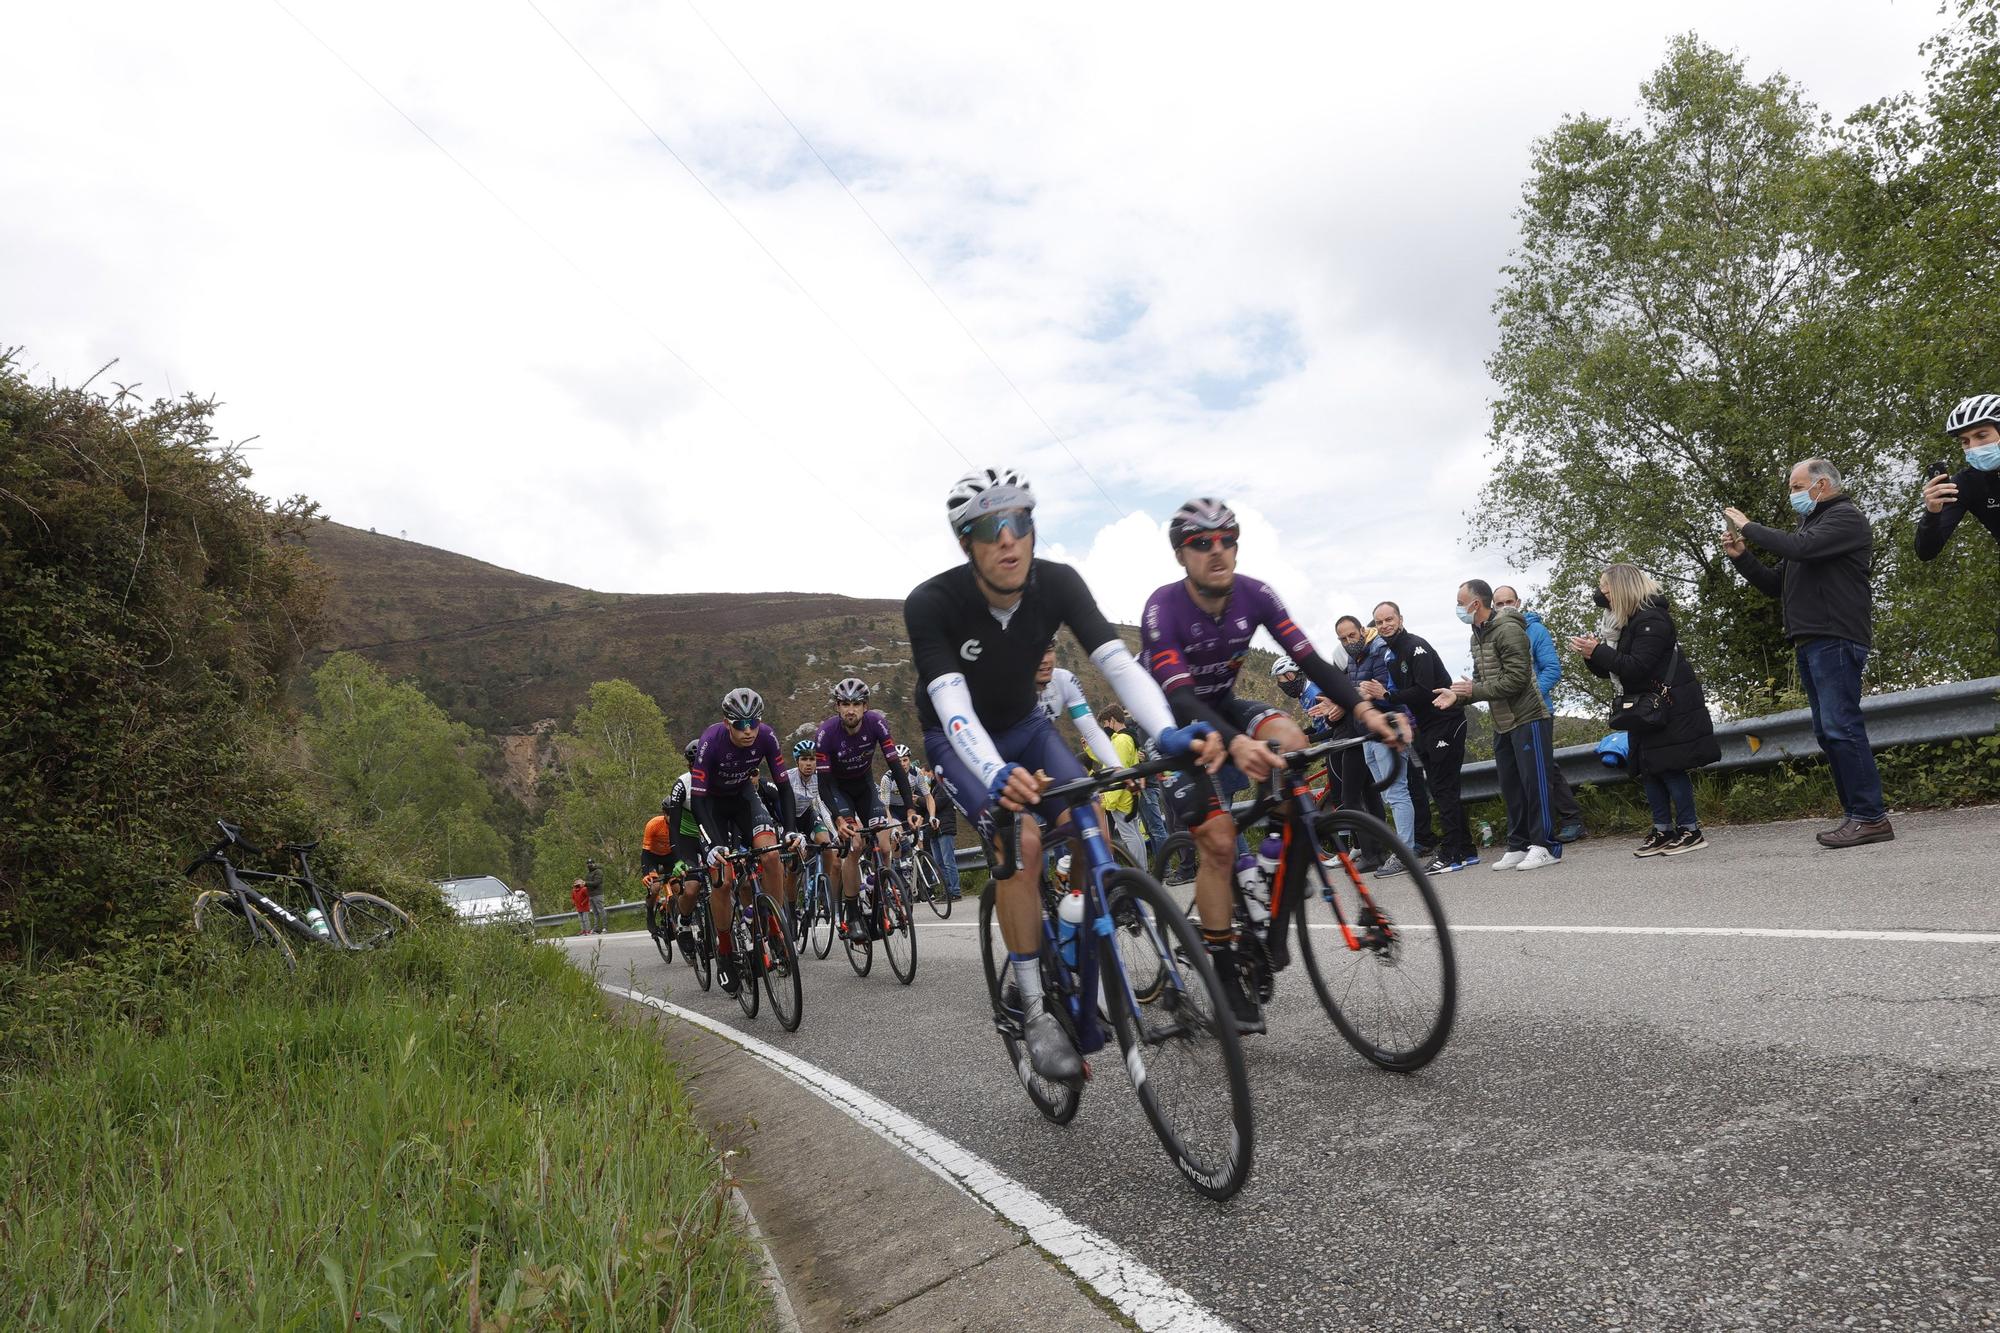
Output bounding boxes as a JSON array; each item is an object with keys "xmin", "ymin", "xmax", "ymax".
[
  {"xmin": 755, "ymin": 894, "xmax": 804, "ymax": 1032},
  {"xmin": 1297, "ymin": 809, "xmax": 1456, "ymax": 1072},
  {"xmin": 809, "ymin": 869, "xmax": 836, "ymax": 959},
  {"xmin": 192, "ymin": 890, "xmax": 299, "ymax": 971},
  {"xmin": 879, "ymin": 863, "xmax": 918, "ymax": 985},
  {"xmin": 915, "ymin": 848, "xmax": 951, "ymax": 919},
  {"xmin": 332, "ymin": 892, "xmax": 414, "ymax": 950},
  {"xmin": 977, "ymin": 882, "xmax": 1082, "ymax": 1125},
  {"xmin": 1101, "ymin": 870, "xmax": 1253, "ymax": 1201},
  {"xmin": 691, "ymin": 898, "xmax": 714, "ymax": 992},
  {"xmin": 732, "ymin": 907, "xmax": 760, "ymax": 1019},
  {"xmin": 646, "ymin": 898, "xmax": 674, "ymax": 965}
]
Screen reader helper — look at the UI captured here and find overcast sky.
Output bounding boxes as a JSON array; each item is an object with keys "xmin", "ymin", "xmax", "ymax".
[{"xmin": 1, "ymin": 0, "xmax": 1939, "ymax": 673}]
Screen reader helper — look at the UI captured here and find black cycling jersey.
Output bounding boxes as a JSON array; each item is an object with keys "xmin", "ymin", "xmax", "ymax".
[{"xmin": 906, "ymin": 558, "xmax": 1120, "ymax": 734}]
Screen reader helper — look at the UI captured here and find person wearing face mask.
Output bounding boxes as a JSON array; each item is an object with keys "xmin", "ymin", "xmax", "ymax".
[
  {"xmin": 1360, "ymin": 601, "xmax": 1469, "ymax": 873},
  {"xmin": 1917, "ymin": 394, "xmax": 2000, "ymax": 652},
  {"xmin": 1333, "ymin": 618, "xmax": 1417, "ymax": 865},
  {"xmin": 1492, "ymin": 585, "xmax": 1585, "ymax": 843},
  {"xmin": 1723, "ymin": 458, "xmax": 1890, "ymax": 849}
]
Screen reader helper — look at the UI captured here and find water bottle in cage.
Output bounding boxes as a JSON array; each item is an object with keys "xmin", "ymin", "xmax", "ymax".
[{"xmin": 1056, "ymin": 887, "xmax": 1085, "ymax": 967}]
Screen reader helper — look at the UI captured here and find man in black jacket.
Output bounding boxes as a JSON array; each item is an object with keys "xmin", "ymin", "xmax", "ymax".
[
  {"xmin": 1358, "ymin": 601, "xmax": 1475, "ymax": 873},
  {"xmin": 1724, "ymin": 458, "xmax": 1890, "ymax": 849},
  {"xmin": 1918, "ymin": 393, "xmax": 2000, "ymax": 652}
]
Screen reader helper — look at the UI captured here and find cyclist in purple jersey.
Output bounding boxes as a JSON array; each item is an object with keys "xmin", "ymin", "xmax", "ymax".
[
  {"xmin": 690, "ymin": 687, "xmax": 800, "ymax": 995},
  {"xmin": 1141, "ymin": 499, "xmax": 1407, "ymax": 1025},
  {"xmin": 905, "ymin": 467, "xmax": 1225, "ymax": 1080},
  {"xmin": 815, "ymin": 678, "xmax": 917, "ymax": 941}
]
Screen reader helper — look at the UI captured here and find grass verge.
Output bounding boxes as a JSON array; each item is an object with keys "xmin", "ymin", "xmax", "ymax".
[{"xmin": 0, "ymin": 926, "xmax": 772, "ymax": 1330}]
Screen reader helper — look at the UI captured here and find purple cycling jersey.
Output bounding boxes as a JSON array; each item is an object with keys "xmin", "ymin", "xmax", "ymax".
[
  {"xmin": 814, "ymin": 710, "xmax": 897, "ymax": 785},
  {"xmin": 1141, "ymin": 574, "xmax": 1315, "ymax": 702},
  {"xmin": 691, "ymin": 720, "xmax": 786, "ymax": 798}
]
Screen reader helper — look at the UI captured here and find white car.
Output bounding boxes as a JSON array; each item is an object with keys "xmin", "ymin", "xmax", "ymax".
[{"xmin": 436, "ymin": 875, "xmax": 534, "ymax": 929}]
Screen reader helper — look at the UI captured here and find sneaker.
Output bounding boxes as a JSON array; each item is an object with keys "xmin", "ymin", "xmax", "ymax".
[
  {"xmin": 1372, "ymin": 858, "xmax": 1409, "ymax": 878},
  {"xmin": 1423, "ymin": 857, "xmax": 1461, "ymax": 875},
  {"xmin": 1350, "ymin": 850, "xmax": 1386, "ymax": 875},
  {"xmin": 1660, "ymin": 827, "xmax": 1708, "ymax": 855},
  {"xmin": 1633, "ymin": 829, "xmax": 1673, "ymax": 857},
  {"xmin": 1208, "ymin": 947, "xmax": 1267, "ymax": 1035},
  {"xmin": 1454, "ymin": 854, "xmax": 1481, "ymax": 871},
  {"xmin": 1515, "ymin": 846, "xmax": 1561, "ymax": 872},
  {"xmin": 1414, "ymin": 844, "xmax": 1436, "ymax": 861},
  {"xmin": 1492, "ymin": 851, "xmax": 1528, "ymax": 872},
  {"xmin": 1022, "ymin": 998, "xmax": 1082, "ymax": 1080},
  {"xmin": 1556, "ymin": 822, "xmax": 1586, "ymax": 844}
]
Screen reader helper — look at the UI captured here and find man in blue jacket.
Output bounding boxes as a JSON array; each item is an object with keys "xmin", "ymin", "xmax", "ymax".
[{"xmin": 1494, "ymin": 587, "xmax": 1585, "ymax": 842}]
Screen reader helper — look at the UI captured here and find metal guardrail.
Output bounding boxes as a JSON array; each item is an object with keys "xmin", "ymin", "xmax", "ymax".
[{"xmin": 1459, "ymin": 675, "xmax": 2000, "ymax": 803}]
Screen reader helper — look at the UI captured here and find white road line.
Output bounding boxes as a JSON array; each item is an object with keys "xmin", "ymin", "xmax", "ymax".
[
  {"xmin": 1307, "ymin": 923, "xmax": 2000, "ymax": 944},
  {"xmin": 601, "ymin": 983, "xmax": 1236, "ymax": 1333}
]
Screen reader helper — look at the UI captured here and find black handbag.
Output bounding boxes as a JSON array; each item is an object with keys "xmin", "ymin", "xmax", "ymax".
[{"xmin": 1607, "ymin": 648, "xmax": 1682, "ymax": 732}]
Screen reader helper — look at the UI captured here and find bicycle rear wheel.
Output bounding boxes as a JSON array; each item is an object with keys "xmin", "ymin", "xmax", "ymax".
[
  {"xmin": 756, "ymin": 894, "xmax": 804, "ymax": 1032},
  {"xmin": 808, "ymin": 867, "xmax": 836, "ymax": 959},
  {"xmin": 1296, "ymin": 809, "xmax": 1456, "ymax": 1071},
  {"xmin": 879, "ymin": 862, "xmax": 918, "ymax": 985},
  {"xmin": 690, "ymin": 898, "xmax": 714, "ymax": 992},
  {"xmin": 731, "ymin": 906, "xmax": 760, "ymax": 1019},
  {"xmin": 844, "ymin": 878, "xmax": 874, "ymax": 977},
  {"xmin": 1148, "ymin": 831, "xmax": 1201, "ymax": 919},
  {"xmin": 332, "ymin": 892, "xmax": 414, "ymax": 950},
  {"xmin": 1101, "ymin": 870, "xmax": 1253, "ymax": 1201},
  {"xmin": 977, "ymin": 883, "xmax": 1081, "ymax": 1125},
  {"xmin": 192, "ymin": 890, "xmax": 298, "ymax": 971},
  {"xmin": 646, "ymin": 897, "xmax": 674, "ymax": 965},
  {"xmin": 914, "ymin": 848, "xmax": 951, "ymax": 919}
]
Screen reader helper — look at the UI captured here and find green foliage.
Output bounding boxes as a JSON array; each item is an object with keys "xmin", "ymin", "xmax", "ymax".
[
  {"xmin": 0, "ymin": 353, "xmax": 328, "ymax": 957},
  {"xmin": 305, "ymin": 652, "xmax": 510, "ymax": 879},
  {"xmin": 530, "ymin": 681, "xmax": 682, "ymax": 909},
  {"xmin": 0, "ymin": 926, "xmax": 771, "ymax": 1328},
  {"xmin": 1481, "ymin": 21, "xmax": 2000, "ymax": 716}
]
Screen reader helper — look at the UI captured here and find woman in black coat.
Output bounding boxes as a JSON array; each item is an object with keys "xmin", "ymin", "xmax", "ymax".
[{"xmin": 1568, "ymin": 564, "xmax": 1721, "ymax": 857}]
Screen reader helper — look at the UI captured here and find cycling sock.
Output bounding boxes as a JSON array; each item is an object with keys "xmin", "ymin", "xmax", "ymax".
[
  {"xmin": 1202, "ymin": 927, "xmax": 1234, "ymax": 950},
  {"xmin": 1009, "ymin": 951, "xmax": 1043, "ymax": 1005}
]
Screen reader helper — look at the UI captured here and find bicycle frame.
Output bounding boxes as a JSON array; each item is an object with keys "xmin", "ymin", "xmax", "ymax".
[{"xmin": 187, "ymin": 826, "xmax": 344, "ymax": 947}]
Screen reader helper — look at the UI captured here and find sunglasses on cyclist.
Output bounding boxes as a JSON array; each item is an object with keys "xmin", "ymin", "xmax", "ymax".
[
  {"xmin": 957, "ymin": 508, "xmax": 1034, "ymax": 544},
  {"xmin": 1179, "ymin": 532, "xmax": 1239, "ymax": 553},
  {"xmin": 728, "ymin": 717, "xmax": 759, "ymax": 731}
]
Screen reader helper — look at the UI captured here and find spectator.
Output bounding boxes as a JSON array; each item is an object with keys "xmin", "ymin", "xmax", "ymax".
[
  {"xmin": 1570, "ymin": 564, "xmax": 1721, "ymax": 858},
  {"xmin": 1492, "ymin": 585, "xmax": 1586, "ymax": 843},
  {"xmin": 1437, "ymin": 579, "xmax": 1563, "ymax": 873},
  {"xmin": 1094, "ymin": 704, "xmax": 1150, "ymax": 869},
  {"xmin": 582, "ymin": 858, "xmax": 606, "ymax": 933},
  {"xmin": 1364, "ymin": 601, "xmax": 1475, "ymax": 873},
  {"xmin": 1918, "ymin": 394, "xmax": 2000, "ymax": 652},
  {"xmin": 1105, "ymin": 706, "xmax": 1169, "ymax": 855},
  {"xmin": 1332, "ymin": 618, "xmax": 1416, "ymax": 867},
  {"xmin": 1724, "ymin": 458, "xmax": 1891, "ymax": 848},
  {"xmin": 570, "ymin": 878, "xmax": 593, "ymax": 935},
  {"xmin": 927, "ymin": 764, "xmax": 963, "ymax": 901}
]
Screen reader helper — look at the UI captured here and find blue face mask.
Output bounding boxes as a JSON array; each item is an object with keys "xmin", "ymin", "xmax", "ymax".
[
  {"xmin": 1455, "ymin": 605, "xmax": 1475, "ymax": 624},
  {"xmin": 1789, "ymin": 487, "xmax": 1817, "ymax": 517},
  {"xmin": 1967, "ymin": 443, "xmax": 2000, "ymax": 472}
]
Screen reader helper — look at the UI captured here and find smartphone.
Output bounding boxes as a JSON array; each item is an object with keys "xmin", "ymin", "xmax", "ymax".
[
  {"xmin": 1926, "ymin": 460, "xmax": 1954, "ymax": 484},
  {"xmin": 1724, "ymin": 511, "xmax": 1742, "ymax": 535}
]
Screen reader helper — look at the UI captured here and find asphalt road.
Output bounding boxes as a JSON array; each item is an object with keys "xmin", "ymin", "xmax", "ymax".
[{"xmin": 563, "ymin": 806, "xmax": 2000, "ymax": 1332}]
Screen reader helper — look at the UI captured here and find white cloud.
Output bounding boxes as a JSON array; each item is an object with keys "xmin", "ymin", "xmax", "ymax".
[{"xmin": 1, "ymin": 0, "xmax": 1938, "ymax": 679}]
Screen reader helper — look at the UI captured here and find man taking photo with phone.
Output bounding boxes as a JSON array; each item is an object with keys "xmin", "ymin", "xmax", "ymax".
[{"xmin": 1917, "ymin": 394, "xmax": 2000, "ymax": 653}]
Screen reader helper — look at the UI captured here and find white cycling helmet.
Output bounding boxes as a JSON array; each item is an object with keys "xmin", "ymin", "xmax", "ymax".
[
  {"xmin": 1270, "ymin": 655, "xmax": 1299, "ymax": 678},
  {"xmin": 1946, "ymin": 394, "xmax": 2000, "ymax": 437},
  {"xmin": 945, "ymin": 467, "xmax": 1034, "ymax": 534},
  {"xmin": 721, "ymin": 687, "xmax": 765, "ymax": 723},
  {"xmin": 831, "ymin": 676, "xmax": 869, "ymax": 703},
  {"xmin": 893, "ymin": 742, "xmax": 911, "ymax": 759}
]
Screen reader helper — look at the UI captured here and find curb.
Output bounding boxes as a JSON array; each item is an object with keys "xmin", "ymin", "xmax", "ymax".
[{"xmin": 728, "ymin": 1184, "xmax": 803, "ymax": 1333}]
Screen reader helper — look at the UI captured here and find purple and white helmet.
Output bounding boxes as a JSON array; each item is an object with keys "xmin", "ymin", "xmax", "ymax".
[
  {"xmin": 1168, "ymin": 497, "xmax": 1239, "ymax": 548},
  {"xmin": 831, "ymin": 677, "xmax": 870, "ymax": 703}
]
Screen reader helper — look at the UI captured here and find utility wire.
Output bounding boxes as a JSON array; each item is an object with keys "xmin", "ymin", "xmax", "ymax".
[
  {"xmin": 680, "ymin": 0, "xmax": 1128, "ymax": 519},
  {"xmin": 264, "ymin": 0, "xmax": 909, "ymax": 562},
  {"xmin": 523, "ymin": 0, "xmax": 975, "ymax": 468}
]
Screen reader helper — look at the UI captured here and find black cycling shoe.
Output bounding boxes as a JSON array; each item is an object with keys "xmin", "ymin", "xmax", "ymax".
[
  {"xmin": 1022, "ymin": 997, "xmax": 1083, "ymax": 1081},
  {"xmin": 717, "ymin": 955, "xmax": 740, "ymax": 995},
  {"xmin": 1208, "ymin": 945, "xmax": 1267, "ymax": 1035}
]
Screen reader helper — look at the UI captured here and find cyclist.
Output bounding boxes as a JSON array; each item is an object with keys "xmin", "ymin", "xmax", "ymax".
[
  {"xmin": 905, "ymin": 466, "xmax": 1223, "ymax": 1080},
  {"xmin": 1141, "ymin": 497, "xmax": 1408, "ymax": 1030},
  {"xmin": 660, "ymin": 739, "xmax": 709, "ymax": 957},
  {"xmin": 880, "ymin": 742, "xmax": 948, "ymax": 890},
  {"xmin": 814, "ymin": 677, "xmax": 918, "ymax": 942},
  {"xmin": 1036, "ymin": 646, "xmax": 1124, "ymax": 770},
  {"xmin": 786, "ymin": 738, "xmax": 837, "ymax": 904},
  {"xmin": 692, "ymin": 688, "xmax": 801, "ymax": 995}
]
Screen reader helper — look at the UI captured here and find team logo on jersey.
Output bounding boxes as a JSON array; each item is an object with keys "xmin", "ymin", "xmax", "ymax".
[
  {"xmin": 947, "ymin": 715, "xmax": 973, "ymax": 739},
  {"xmin": 960, "ymin": 639, "xmax": 983, "ymax": 661},
  {"xmin": 1234, "ymin": 618, "xmax": 1249, "ymax": 631}
]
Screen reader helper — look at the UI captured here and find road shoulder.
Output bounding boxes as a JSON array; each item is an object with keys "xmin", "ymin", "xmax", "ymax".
[{"xmin": 605, "ymin": 993, "xmax": 1128, "ymax": 1332}]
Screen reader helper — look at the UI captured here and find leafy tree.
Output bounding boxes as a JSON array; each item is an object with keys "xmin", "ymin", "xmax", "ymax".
[
  {"xmin": 529, "ymin": 681, "xmax": 680, "ymax": 906},
  {"xmin": 303, "ymin": 653, "xmax": 509, "ymax": 879}
]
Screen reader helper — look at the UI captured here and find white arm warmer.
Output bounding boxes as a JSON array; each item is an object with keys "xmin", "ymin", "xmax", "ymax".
[
  {"xmin": 925, "ymin": 673, "xmax": 1008, "ymax": 789},
  {"xmin": 1089, "ymin": 639, "xmax": 1178, "ymax": 740}
]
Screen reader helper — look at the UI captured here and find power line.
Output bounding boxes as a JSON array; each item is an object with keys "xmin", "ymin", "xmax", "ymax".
[
  {"xmin": 263, "ymin": 0, "xmax": 911, "ymax": 562},
  {"xmin": 522, "ymin": 0, "xmax": 976, "ymax": 468},
  {"xmin": 680, "ymin": 0, "xmax": 1129, "ymax": 520}
]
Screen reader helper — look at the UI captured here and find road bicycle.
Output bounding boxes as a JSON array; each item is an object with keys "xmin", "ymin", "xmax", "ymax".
[
  {"xmin": 978, "ymin": 755, "xmax": 1254, "ymax": 1201},
  {"xmin": 902, "ymin": 824, "xmax": 954, "ymax": 920},
  {"xmin": 837, "ymin": 816, "xmax": 917, "ymax": 985},
  {"xmin": 186, "ymin": 820, "xmax": 414, "ymax": 967},
  {"xmin": 783, "ymin": 840, "xmax": 839, "ymax": 960},
  {"xmin": 1148, "ymin": 735, "xmax": 1457, "ymax": 1071},
  {"xmin": 713, "ymin": 846, "xmax": 803, "ymax": 1031}
]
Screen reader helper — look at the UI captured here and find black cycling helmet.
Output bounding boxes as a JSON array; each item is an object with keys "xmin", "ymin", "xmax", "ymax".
[
  {"xmin": 682, "ymin": 739, "xmax": 700, "ymax": 764},
  {"xmin": 661, "ymin": 797, "xmax": 672, "ymax": 814},
  {"xmin": 831, "ymin": 677, "xmax": 870, "ymax": 703},
  {"xmin": 1168, "ymin": 497, "xmax": 1239, "ymax": 548},
  {"xmin": 721, "ymin": 687, "xmax": 765, "ymax": 723}
]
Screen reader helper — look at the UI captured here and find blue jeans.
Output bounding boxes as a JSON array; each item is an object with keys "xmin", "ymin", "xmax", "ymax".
[
  {"xmin": 1796, "ymin": 638, "xmax": 1885, "ymax": 823},
  {"xmin": 1139, "ymin": 786, "xmax": 1167, "ymax": 855},
  {"xmin": 1640, "ymin": 770, "xmax": 1697, "ymax": 831},
  {"xmin": 933, "ymin": 829, "xmax": 963, "ymax": 897},
  {"xmin": 1363, "ymin": 740, "xmax": 1414, "ymax": 845}
]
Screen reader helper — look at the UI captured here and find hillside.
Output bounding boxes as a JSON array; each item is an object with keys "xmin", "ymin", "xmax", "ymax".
[{"xmin": 301, "ymin": 522, "xmax": 1296, "ymax": 762}]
